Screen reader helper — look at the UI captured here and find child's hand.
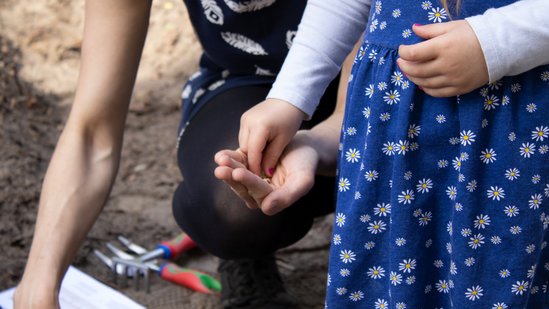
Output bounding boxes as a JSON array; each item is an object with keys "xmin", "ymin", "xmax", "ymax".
[
  {"xmin": 397, "ymin": 21, "xmax": 489, "ymax": 97},
  {"xmin": 214, "ymin": 134, "xmax": 319, "ymax": 215},
  {"xmin": 239, "ymin": 98, "xmax": 306, "ymax": 177}
]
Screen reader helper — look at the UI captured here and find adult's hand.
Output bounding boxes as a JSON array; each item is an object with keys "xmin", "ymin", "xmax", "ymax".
[{"xmin": 215, "ymin": 133, "xmax": 319, "ymax": 216}]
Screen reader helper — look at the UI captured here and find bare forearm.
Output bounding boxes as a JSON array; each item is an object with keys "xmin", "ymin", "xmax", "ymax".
[
  {"xmin": 18, "ymin": 0, "xmax": 152, "ymax": 297},
  {"xmin": 26, "ymin": 127, "xmax": 120, "ymax": 285}
]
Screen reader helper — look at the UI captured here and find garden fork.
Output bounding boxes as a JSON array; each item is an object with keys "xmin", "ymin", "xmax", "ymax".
[{"xmin": 94, "ymin": 233, "xmax": 220, "ymax": 294}]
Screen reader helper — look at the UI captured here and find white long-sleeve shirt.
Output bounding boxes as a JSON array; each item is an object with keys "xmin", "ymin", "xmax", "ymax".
[{"xmin": 268, "ymin": 0, "xmax": 549, "ymax": 119}]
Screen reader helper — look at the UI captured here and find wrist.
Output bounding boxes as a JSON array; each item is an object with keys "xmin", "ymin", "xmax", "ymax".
[
  {"xmin": 265, "ymin": 97, "xmax": 310, "ymax": 121},
  {"xmin": 21, "ymin": 250, "xmax": 68, "ymax": 291},
  {"xmin": 16, "ymin": 269, "xmax": 61, "ymax": 308},
  {"xmin": 266, "ymin": 98, "xmax": 307, "ymax": 121},
  {"xmin": 20, "ymin": 265, "xmax": 63, "ymax": 291},
  {"xmin": 294, "ymin": 130, "xmax": 336, "ymax": 176}
]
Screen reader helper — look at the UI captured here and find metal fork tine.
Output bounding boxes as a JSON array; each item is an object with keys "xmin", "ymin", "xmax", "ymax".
[
  {"xmin": 106, "ymin": 242, "xmax": 136, "ymax": 260},
  {"xmin": 94, "ymin": 249, "xmax": 113, "ymax": 268},
  {"xmin": 112, "ymin": 260, "xmax": 118, "ymax": 284},
  {"xmin": 95, "ymin": 249, "xmax": 129, "ymax": 276},
  {"xmin": 118, "ymin": 235, "xmax": 148, "ymax": 255},
  {"xmin": 133, "ymin": 268, "xmax": 139, "ymax": 290},
  {"xmin": 144, "ymin": 269, "xmax": 150, "ymax": 293},
  {"xmin": 121, "ymin": 264, "xmax": 128, "ymax": 287}
]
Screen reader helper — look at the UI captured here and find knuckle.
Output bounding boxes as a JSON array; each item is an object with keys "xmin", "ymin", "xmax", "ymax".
[
  {"xmin": 446, "ymin": 87, "xmax": 460, "ymax": 97},
  {"xmin": 240, "ymin": 112, "xmax": 249, "ymax": 122},
  {"xmin": 421, "ymin": 79, "xmax": 435, "ymax": 89},
  {"xmin": 439, "ymin": 39, "xmax": 453, "ymax": 51},
  {"xmin": 424, "ymin": 88, "xmax": 437, "ymax": 97},
  {"xmin": 406, "ymin": 65, "xmax": 420, "ymax": 77},
  {"xmin": 406, "ymin": 47, "xmax": 418, "ymax": 60}
]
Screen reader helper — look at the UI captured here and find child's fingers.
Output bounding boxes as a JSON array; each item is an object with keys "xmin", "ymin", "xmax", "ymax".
[
  {"xmin": 408, "ymin": 75, "xmax": 453, "ymax": 90},
  {"xmin": 411, "ymin": 23, "xmax": 449, "ymax": 40},
  {"xmin": 397, "ymin": 58, "xmax": 442, "ymax": 79},
  {"xmin": 261, "ymin": 172, "xmax": 315, "ymax": 216},
  {"xmin": 398, "ymin": 46, "xmax": 437, "ymax": 63},
  {"xmin": 246, "ymin": 128, "xmax": 269, "ymax": 176},
  {"xmin": 422, "ymin": 86, "xmax": 461, "ymax": 98},
  {"xmin": 261, "ymin": 136, "xmax": 289, "ymax": 177},
  {"xmin": 238, "ymin": 125, "xmax": 249, "ymax": 153},
  {"xmin": 398, "ymin": 39, "xmax": 439, "ymax": 62}
]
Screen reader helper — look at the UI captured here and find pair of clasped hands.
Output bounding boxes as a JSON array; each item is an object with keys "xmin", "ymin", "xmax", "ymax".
[{"xmin": 214, "ymin": 21, "xmax": 489, "ymax": 215}]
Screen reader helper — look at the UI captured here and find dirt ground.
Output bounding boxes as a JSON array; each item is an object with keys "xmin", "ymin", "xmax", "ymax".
[{"xmin": 0, "ymin": 0, "xmax": 333, "ymax": 308}]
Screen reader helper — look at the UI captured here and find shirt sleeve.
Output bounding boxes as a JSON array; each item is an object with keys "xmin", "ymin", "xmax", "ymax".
[
  {"xmin": 266, "ymin": 0, "xmax": 371, "ymax": 119},
  {"xmin": 466, "ymin": 0, "xmax": 549, "ymax": 83}
]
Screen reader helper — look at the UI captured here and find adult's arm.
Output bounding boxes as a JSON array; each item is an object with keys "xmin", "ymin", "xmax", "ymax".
[
  {"xmin": 15, "ymin": 0, "xmax": 152, "ymax": 307},
  {"xmin": 466, "ymin": 0, "xmax": 549, "ymax": 82},
  {"xmin": 266, "ymin": 0, "xmax": 370, "ymax": 118}
]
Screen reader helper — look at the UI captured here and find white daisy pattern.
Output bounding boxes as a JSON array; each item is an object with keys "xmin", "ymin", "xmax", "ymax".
[
  {"xmin": 398, "ymin": 190, "xmax": 415, "ymax": 205},
  {"xmin": 487, "ymin": 186, "xmax": 505, "ymax": 201},
  {"xmin": 340, "ymin": 250, "xmax": 356, "ymax": 264},
  {"xmin": 428, "ymin": 7, "xmax": 447, "ymax": 23},
  {"xmin": 465, "ymin": 285, "xmax": 484, "ymax": 301},
  {"xmin": 345, "ymin": 148, "xmax": 361, "ymax": 163},
  {"xmin": 383, "ymin": 90, "xmax": 401, "ymax": 105},
  {"xmin": 367, "ymin": 266, "xmax": 385, "ymax": 279}
]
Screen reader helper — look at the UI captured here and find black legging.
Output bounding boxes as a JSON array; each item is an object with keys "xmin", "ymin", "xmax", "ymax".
[{"xmin": 172, "ymin": 82, "xmax": 337, "ymax": 259}]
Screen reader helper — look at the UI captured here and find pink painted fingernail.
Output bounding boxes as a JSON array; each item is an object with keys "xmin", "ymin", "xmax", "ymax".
[
  {"xmin": 418, "ymin": 86, "xmax": 424, "ymax": 91},
  {"xmin": 268, "ymin": 167, "xmax": 275, "ymax": 176},
  {"xmin": 413, "ymin": 23, "xmax": 422, "ymax": 27}
]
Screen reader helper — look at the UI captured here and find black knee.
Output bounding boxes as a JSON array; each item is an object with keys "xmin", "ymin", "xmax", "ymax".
[{"xmin": 173, "ymin": 180, "xmax": 314, "ymax": 259}]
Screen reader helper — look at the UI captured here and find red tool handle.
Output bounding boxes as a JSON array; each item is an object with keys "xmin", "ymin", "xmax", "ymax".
[
  {"xmin": 159, "ymin": 262, "xmax": 221, "ymax": 294},
  {"xmin": 158, "ymin": 232, "xmax": 197, "ymax": 260}
]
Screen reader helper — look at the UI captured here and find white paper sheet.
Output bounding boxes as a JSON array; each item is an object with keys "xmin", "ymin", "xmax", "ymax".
[{"xmin": 0, "ymin": 266, "xmax": 145, "ymax": 309}]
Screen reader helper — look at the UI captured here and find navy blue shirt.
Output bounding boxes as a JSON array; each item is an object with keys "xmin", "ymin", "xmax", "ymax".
[
  {"xmin": 185, "ymin": 0, "xmax": 306, "ymax": 75},
  {"xmin": 178, "ymin": 0, "xmax": 307, "ymax": 134}
]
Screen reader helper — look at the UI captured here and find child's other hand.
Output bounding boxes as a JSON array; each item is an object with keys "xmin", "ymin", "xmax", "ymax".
[
  {"xmin": 239, "ymin": 98, "xmax": 306, "ymax": 177},
  {"xmin": 397, "ymin": 21, "xmax": 489, "ymax": 97}
]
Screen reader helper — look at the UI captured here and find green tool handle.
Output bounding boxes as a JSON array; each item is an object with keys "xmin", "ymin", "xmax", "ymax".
[{"xmin": 159, "ymin": 262, "xmax": 221, "ymax": 294}]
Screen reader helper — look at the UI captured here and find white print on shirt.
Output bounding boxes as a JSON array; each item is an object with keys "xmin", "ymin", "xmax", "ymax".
[
  {"xmin": 208, "ymin": 80, "xmax": 226, "ymax": 91},
  {"xmin": 286, "ymin": 30, "xmax": 297, "ymax": 49},
  {"xmin": 221, "ymin": 32, "xmax": 268, "ymax": 55},
  {"xmin": 181, "ymin": 84, "xmax": 192, "ymax": 99},
  {"xmin": 189, "ymin": 71, "xmax": 202, "ymax": 81},
  {"xmin": 192, "ymin": 88, "xmax": 205, "ymax": 104},
  {"xmin": 254, "ymin": 65, "xmax": 275, "ymax": 76},
  {"xmin": 201, "ymin": 0, "xmax": 224, "ymax": 25},
  {"xmin": 223, "ymin": 0, "xmax": 276, "ymax": 13}
]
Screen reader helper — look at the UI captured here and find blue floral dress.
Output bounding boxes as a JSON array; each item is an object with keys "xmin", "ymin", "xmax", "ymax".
[{"xmin": 327, "ymin": 0, "xmax": 549, "ymax": 308}]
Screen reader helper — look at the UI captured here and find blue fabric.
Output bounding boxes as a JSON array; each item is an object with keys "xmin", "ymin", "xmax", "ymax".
[
  {"xmin": 327, "ymin": 1, "xmax": 549, "ymax": 308},
  {"xmin": 177, "ymin": 0, "xmax": 306, "ymax": 138}
]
